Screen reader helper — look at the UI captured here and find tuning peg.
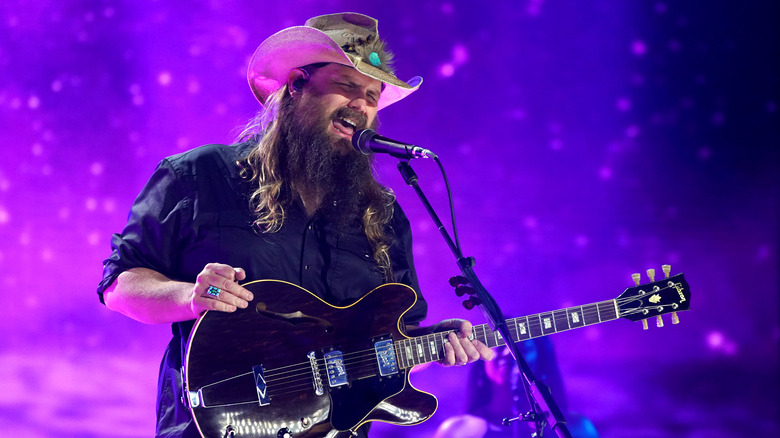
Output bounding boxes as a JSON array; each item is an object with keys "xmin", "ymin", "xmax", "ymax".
[
  {"xmin": 462, "ymin": 296, "xmax": 482, "ymax": 310},
  {"xmin": 671, "ymin": 312, "xmax": 680, "ymax": 324},
  {"xmin": 449, "ymin": 276, "xmax": 469, "ymax": 287},
  {"xmin": 455, "ymin": 285, "xmax": 476, "ymax": 297},
  {"xmin": 646, "ymin": 268, "xmax": 656, "ymax": 282},
  {"xmin": 642, "ymin": 319, "xmax": 649, "ymax": 330},
  {"xmin": 662, "ymin": 264, "xmax": 671, "ymax": 278},
  {"xmin": 656, "ymin": 315, "xmax": 664, "ymax": 328},
  {"xmin": 631, "ymin": 273, "xmax": 641, "ymax": 286}
]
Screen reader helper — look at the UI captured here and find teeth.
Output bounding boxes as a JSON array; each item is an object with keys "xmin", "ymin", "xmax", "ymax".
[{"xmin": 341, "ymin": 118, "xmax": 356, "ymax": 128}]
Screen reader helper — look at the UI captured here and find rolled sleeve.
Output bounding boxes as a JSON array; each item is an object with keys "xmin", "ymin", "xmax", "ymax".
[{"xmin": 97, "ymin": 159, "xmax": 192, "ymax": 304}]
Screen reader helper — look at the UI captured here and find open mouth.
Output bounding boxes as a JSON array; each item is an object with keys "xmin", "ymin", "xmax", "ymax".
[{"xmin": 332, "ymin": 116, "xmax": 358, "ymax": 138}]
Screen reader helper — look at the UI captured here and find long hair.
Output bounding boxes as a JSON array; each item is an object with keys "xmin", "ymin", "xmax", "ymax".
[{"xmin": 235, "ymin": 83, "xmax": 397, "ymax": 281}]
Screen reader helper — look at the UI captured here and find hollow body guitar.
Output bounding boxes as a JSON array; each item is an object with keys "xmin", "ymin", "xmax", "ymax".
[{"xmin": 185, "ymin": 274, "xmax": 690, "ymax": 438}]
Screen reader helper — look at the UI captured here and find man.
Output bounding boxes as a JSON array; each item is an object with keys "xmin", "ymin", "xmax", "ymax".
[{"xmin": 98, "ymin": 13, "xmax": 493, "ymax": 438}]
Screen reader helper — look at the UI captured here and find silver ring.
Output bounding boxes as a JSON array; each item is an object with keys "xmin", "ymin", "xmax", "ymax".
[{"xmin": 206, "ymin": 286, "xmax": 221, "ymax": 298}]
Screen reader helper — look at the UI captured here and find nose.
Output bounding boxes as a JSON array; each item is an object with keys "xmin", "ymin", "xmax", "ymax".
[{"xmin": 347, "ymin": 95, "xmax": 368, "ymax": 114}]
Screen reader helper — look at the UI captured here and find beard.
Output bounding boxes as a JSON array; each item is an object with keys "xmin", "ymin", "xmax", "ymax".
[{"xmin": 279, "ymin": 96, "xmax": 383, "ymax": 230}]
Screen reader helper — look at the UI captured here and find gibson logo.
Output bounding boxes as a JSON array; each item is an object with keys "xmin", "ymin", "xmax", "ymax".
[{"xmin": 673, "ymin": 282, "xmax": 686, "ymax": 302}]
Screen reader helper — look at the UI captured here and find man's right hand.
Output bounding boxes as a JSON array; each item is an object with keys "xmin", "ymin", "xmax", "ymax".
[
  {"xmin": 104, "ymin": 265, "xmax": 254, "ymax": 324},
  {"xmin": 190, "ymin": 263, "xmax": 254, "ymax": 317}
]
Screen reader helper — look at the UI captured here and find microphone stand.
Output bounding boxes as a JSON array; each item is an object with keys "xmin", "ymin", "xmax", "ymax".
[{"xmin": 396, "ymin": 160, "xmax": 572, "ymax": 438}]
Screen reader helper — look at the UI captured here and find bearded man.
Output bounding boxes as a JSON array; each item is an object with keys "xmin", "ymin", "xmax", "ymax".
[{"xmin": 98, "ymin": 13, "xmax": 492, "ymax": 438}]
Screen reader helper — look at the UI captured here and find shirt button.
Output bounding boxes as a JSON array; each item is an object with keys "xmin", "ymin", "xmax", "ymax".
[
  {"xmin": 304, "ymin": 265, "xmax": 310, "ymax": 270},
  {"xmin": 308, "ymin": 225, "xmax": 313, "ymax": 230}
]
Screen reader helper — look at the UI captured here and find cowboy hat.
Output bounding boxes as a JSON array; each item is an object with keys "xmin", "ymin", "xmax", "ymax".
[{"xmin": 247, "ymin": 12, "xmax": 422, "ymax": 111}]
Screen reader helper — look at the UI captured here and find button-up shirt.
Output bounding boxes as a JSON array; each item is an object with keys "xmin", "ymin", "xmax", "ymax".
[{"xmin": 97, "ymin": 141, "xmax": 427, "ymax": 437}]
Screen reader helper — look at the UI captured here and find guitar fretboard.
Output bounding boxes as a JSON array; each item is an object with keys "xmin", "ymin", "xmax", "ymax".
[{"xmin": 394, "ymin": 299, "xmax": 618, "ymax": 369}]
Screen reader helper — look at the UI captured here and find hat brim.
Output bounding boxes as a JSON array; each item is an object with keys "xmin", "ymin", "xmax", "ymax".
[{"xmin": 247, "ymin": 26, "xmax": 422, "ymax": 111}]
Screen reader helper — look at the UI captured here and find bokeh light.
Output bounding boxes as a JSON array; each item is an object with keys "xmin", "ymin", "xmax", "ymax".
[{"xmin": 1, "ymin": 1, "xmax": 777, "ymax": 437}]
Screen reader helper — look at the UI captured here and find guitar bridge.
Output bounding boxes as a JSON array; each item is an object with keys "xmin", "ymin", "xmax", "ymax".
[{"xmin": 308, "ymin": 351, "xmax": 324, "ymax": 396}]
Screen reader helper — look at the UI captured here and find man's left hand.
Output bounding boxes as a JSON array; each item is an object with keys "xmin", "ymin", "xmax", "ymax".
[{"xmin": 436, "ymin": 318, "xmax": 495, "ymax": 366}]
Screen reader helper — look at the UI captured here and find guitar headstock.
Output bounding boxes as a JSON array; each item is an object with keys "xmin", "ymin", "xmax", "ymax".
[{"xmin": 616, "ymin": 265, "xmax": 691, "ymax": 329}]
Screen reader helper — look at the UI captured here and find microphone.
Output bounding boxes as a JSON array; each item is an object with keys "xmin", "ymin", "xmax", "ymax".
[{"xmin": 352, "ymin": 129, "xmax": 437, "ymax": 159}]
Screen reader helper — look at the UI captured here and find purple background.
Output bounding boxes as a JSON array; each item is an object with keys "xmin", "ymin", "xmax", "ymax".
[{"xmin": 2, "ymin": 1, "xmax": 777, "ymax": 437}]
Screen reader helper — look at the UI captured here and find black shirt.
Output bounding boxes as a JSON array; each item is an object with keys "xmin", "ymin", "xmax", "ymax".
[{"xmin": 97, "ymin": 142, "xmax": 428, "ymax": 437}]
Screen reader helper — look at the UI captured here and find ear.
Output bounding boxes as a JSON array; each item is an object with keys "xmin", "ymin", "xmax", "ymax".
[{"xmin": 287, "ymin": 68, "xmax": 310, "ymax": 96}]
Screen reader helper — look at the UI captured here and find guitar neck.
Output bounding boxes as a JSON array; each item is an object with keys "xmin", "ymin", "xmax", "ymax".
[{"xmin": 395, "ymin": 299, "xmax": 618, "ymax": 369}]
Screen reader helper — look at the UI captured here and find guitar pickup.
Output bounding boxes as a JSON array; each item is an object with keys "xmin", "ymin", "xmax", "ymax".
[
  {"xmin": 373, "ymin": 337, "xmax": 399, "ymax": 376},
  {"xmin": 324, "ymin": 350, "xmax": 349, "ymax": 387}
]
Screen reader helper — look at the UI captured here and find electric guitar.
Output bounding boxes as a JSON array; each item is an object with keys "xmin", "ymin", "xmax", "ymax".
[{"xmin": 184, "ymin": 270, "xmax": 691, "ymax": 438}]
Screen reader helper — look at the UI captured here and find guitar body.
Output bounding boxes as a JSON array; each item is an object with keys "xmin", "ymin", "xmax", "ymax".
[{"xmin": 185, "ymin": 280, "xmax": 438, "ymax": 438}]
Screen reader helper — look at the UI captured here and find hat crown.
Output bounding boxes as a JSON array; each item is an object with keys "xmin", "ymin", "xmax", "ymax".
[
  {"xmin": 305, "ymin": 13, "xmax": 379, "ymax": 48},
  {"xmin": 305, "ymin": 13, "xmax": 392, "ymax": 73}
]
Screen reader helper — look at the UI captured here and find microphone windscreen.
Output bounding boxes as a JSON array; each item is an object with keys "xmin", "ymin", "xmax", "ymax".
[{"xmin": 352, "ymin": 129, "xmax": 377, "ymax": 154}]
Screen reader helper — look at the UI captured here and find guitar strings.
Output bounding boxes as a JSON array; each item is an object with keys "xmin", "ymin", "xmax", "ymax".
[
  {"xmin": 264, "ymin": 298, "xmax": 675, "ymax": 397},
  {"xmin": 259, "ymin": 333, "xmax": 458, "ymax": 398},
  {"xmin": 221, "ymin": 284, "xmax": 681, "ymax": 399},
  {"xmin": 265, "ymin": 295, "xmax": 677, "ymax": 397}
]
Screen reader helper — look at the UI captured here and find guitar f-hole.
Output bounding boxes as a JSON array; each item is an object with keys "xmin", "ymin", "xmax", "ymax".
[{"xmin": 255, "ymin": 302, "xmax": 334, "ymax": 332}]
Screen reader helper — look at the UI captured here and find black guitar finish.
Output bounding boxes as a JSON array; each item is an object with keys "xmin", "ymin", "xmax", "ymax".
[
  {"xmin": 185, "ymin": 280, "xmax": 437, "ymax": 438},
  {"xmin": 185, "ymin": 271, "xmax": 691, "ymax": 437}
]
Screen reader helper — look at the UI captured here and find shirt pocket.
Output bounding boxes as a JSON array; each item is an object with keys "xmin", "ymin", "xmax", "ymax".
[{"xmin": 217, "ymin": 210, "xmax": 280, "ymax": 281}]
